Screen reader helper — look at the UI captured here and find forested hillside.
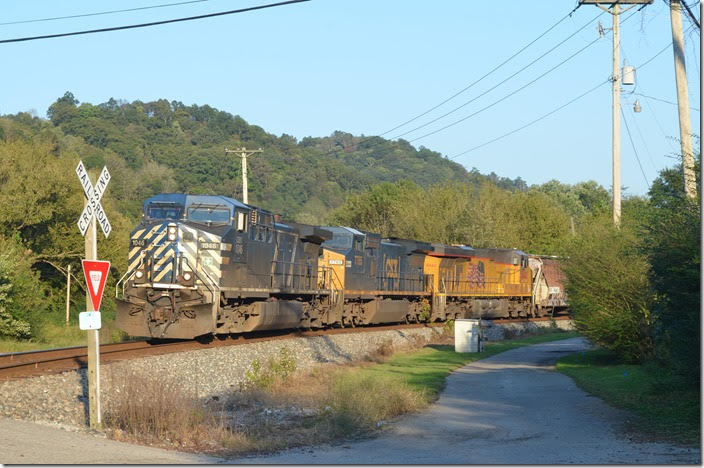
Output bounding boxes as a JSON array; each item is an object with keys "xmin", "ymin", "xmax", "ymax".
[{"xmin": 32, "ymin": 92, "xmax": 525, "ymax": 224}]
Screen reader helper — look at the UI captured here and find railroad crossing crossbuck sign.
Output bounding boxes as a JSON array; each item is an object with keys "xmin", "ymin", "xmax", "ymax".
[{"xmin": 76, "ymin": 160, "xmax": 111, "ymax": 238}]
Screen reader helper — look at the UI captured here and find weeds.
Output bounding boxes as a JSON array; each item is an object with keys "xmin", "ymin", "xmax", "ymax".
[
  {"xmin": 103, "ymin": 365, "xmax": 253, "ymax": 453},
  {"xmin": 243, "ymin": 346, "xmax": 297, "ymax": 391}
]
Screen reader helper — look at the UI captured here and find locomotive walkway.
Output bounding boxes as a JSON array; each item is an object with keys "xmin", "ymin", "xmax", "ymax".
[{"xmin": 0, "ymin": 337, "xmax": 699, "ymax": 464}]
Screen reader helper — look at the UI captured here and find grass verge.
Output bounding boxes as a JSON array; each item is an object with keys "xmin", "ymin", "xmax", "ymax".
[
  {"xmin": 357, "ymin": 330, "xmax": 579, "ymax": 397},
  {"xmin": 0, "ymin": 320, "xmax": 128, "ymax": 353},
  {"xmin": 556, "ymin": 349, "xmax": 700, "ymax": 446}
]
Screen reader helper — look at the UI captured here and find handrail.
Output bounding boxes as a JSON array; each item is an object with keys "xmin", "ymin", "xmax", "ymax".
[{"xmin": 115, "ymin": 268, "xmax": 134, "ymax": 299}]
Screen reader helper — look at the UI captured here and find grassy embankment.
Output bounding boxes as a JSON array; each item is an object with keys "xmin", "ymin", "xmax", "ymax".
[
  {"xmin": 0, "ymin": 321, "xmax": 127, "ymax": 353},
  {"xmin": 556, "ymin": 349, "xmax": 700, "ymax": 446},
  {"xmin": 103, "ymin": 328, "xmax": 578, "ymax": 455}
]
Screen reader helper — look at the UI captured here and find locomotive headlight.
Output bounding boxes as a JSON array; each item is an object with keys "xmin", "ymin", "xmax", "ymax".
[
  {"xmin": 178, "ymin": 270, "xmax": 194, "ymax": 286},
  {"xmin": 167, "ymin": 224, "xmax": 178, "ymax": 241},
  {"xmin": 134, "ymin": 269, "xmax": 146, "ymax": 284}
]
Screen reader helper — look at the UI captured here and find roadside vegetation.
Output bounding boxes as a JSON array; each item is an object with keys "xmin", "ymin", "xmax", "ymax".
[
  {"xmin": 561, "ymin": 156, "xmax": 700, "ymax": 445},
  {"xmin": 102, "ymin": 327, "xmax": 576, "ymax": 455}
]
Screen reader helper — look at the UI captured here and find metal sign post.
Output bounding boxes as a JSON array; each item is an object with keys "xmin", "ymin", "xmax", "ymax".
[{"xmin": 75, "ymin": 161, "xmax": 111, "ymax": 430}]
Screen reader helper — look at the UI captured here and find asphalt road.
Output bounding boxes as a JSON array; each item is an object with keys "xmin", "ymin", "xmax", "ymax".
[
  {"xmin": 1, "ymin": 337, "xmax": 699, "ymax": 464},
  {"xmin": 0, "ymin": 418, "xmax": 219, "ymax": 464},
  {"xmin": 231, "ymin": 337, "xmax": 700, "ymax": 464}
]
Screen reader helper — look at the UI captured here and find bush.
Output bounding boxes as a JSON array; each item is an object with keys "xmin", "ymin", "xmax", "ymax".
[
  {"xmin": 0, "ymin": 236, "xmax": 44, "ymax": 339},
  {"xmin": 563, "ymin": 215, "xmax": 654, "ymax": 362},
  {"xmin": 647, "ymin": 162, "xmax": 700, "ymax": 386}
]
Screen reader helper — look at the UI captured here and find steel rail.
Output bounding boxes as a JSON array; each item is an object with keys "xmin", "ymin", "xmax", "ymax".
[{"xmin": 0, "ymin": 317, "xmax": 569, "ymax": 381}]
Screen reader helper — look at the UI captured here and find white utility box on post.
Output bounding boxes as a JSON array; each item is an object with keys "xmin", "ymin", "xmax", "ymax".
[{"xmin": 455, "ymin": 319, "xmax": 483, "ymax": 353}]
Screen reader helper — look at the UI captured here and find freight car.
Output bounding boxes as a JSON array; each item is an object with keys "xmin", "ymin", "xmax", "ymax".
[{"xmin": 115, "ymin": 193, "xmax": 567, "ymax": 339}]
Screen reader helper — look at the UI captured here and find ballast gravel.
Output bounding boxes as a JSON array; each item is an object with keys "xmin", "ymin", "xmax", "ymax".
[{"xmin": 0, "ymin": 320, "xmax": 572, "ymax": 431}]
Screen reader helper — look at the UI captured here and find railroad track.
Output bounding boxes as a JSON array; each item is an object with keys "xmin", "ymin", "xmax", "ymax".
[{"xmin": 0, "ymin": 317, "xmax": 570, "ymax": 381}]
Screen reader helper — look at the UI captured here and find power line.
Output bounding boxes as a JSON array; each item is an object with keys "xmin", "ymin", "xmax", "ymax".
[
  {"xmin": 0, "ymin": 0, "xmax": 210, "ymax": 27},
  {"xmin": 621, "ymin": 107, "xmax": 650, "ymax": 189},
  {"xmin": 638, "ymin": 87, "xmax": 679, "ymax": 151},
  {"xmin": 399, "ymin": 7, "xmax": 643, "ymax": 145},
  {"xmin": 634, "ymin": 91, "xmax": 700, "ymax": 111},
  {"xmin": 317, "ymin": 5, "xmax": 602, "ymax": 160},
  {"xmin": 389, "ymin": 10, "xmax": 604, "ymax": 140},
  {"xmin": 681, "ymin": 0, "xmax": 701, "ymax": 29},
  {"xmin": 405, "ymin": 35, "xmax": 603, "ymax": 144},
  {"xmin": 378, "ymin": 5, "xmax": 585, "ymax": 137},
  {"xmin": 628, "ymin": 101, "xmax": 659, "ymax": 173},
  {"xmin": 449, "ymin": 79, "xmax": 610, "ymax": 159},
  {"xmin": 449, "ymin": 40, "xmax": 680, "ymax": 161},
  {"xmin": 0, "ymin": 0, "xmax": 309, "ymax": 44},
  {"xmin": 636, "ymin": 40, "xmax": 672, "ymax": 69}
]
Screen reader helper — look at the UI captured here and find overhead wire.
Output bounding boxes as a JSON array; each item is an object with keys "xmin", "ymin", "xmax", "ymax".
[
  {"xmin": 378, "ymin": 4, "xmax": 585, "ymax": 137},
  {"xmin": 628, "ymin": 101, "xmax": 659, "ymax": 173},
  {"xmin": 389, "ymin": 10, "xmax": 605, "ymax": 140},
  {"xmin": 621, "ymin": 107, "xmax": 651, "ymax": 189},
  {"xmin": 634, "ymin": 92, "xmax": 700, "ymax": 111},
  {"xmin": 0, "ymin": 0, "xmax": 210, "ymax": 27},
  {"xmin": 316, "ymin": 5, "xmax": 606, "ymax": 160},
  {"xmin": 449, "ymin": 39, "xmax": 679, "ymax": 161},
  {"xmin": 449, "ymin": 79, "xmax": 610, "ymax": 159},
  {"xmin": 404, "ymin": 35, "xmax": 603, "ymax": 144},
  {"xmin": 0, "ymin": 0, "xmax": 309, "ymax": 44},
  {"xmin": 400, "ymin": 7, "xmax": 642, "ymax": 145}
]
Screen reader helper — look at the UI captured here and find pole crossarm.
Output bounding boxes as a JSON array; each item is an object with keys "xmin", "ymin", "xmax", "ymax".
[{"xmin": 225, "ymin": 147, "xmax": 263, "ymax": 204}]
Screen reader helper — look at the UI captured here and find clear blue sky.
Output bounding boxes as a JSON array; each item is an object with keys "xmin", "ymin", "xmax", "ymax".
[{"xmin": 1, "ymin": 0, "xmax": 700, "ymax": 196}]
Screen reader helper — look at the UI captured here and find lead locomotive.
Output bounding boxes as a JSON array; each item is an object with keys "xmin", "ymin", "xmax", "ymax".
[{"xmin": 116, "ymin": 193, "xmax": 567, "ymax": 339}]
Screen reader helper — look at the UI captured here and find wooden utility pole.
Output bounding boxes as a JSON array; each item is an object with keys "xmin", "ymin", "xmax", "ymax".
[
  {"xmin": 65, "ymin": 264, "xmax": 71, "ymax": 326},
  {"xmin": 225, "ymin": 147, "xmax": 262, "ymax": 204},
  {"xmin": 579, "ymin": 0, "xmax": 653, "ymax": 227},
  {"xmin": 669, "ymin": 0, "xmax": 697, "ymax": 199},
  {"xmin": 76, "ymin": 160, "xmax": 111, "ymax": 431},
  {"xmin": 612, "ymin": 2, "xmax": 622, "ymax": 227},
  {"xmin": 85, "ymin": 208, "xmax": 101, "ymax": 430}
]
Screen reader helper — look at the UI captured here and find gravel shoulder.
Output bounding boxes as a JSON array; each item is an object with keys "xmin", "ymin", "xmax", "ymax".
[{"xmin": 229, "ymin": 337, "xmax": 701, "ymax": 465}]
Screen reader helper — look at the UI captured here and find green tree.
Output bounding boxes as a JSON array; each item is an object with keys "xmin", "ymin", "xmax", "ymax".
[
  {"xmin": 647, "ymin": 159, "xmax": 700, "ymax": 385},
  {"xmin": 563, "ymin": 214, "xmax": 654, "ymax": 362}
]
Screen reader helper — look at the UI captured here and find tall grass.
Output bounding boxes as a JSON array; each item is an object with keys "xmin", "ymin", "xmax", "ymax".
[
  {"xmin": 103, "ymin": 366, "xmax": 255, "ymax": 453},
  {"xmin": 321, "ymin": 371, "xmax": 427, "ymax": 436}
]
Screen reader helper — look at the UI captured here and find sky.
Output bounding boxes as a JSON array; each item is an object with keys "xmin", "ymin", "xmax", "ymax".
[{"xmin": 0, "ymin": 0, "xmax": 700, "ymax": 196}]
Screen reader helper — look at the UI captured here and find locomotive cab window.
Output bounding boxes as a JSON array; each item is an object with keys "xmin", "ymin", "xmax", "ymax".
[
  {"xmin": 354, "ymin": 237, "xmax": 364, "ymax": 252},
  {"xmin": 187, "ymin": 206, "xmax": 230, "ymax": 226},
  {"xmin": 146, "ymin": 203, "xmax": 183, "ymax": 221}
]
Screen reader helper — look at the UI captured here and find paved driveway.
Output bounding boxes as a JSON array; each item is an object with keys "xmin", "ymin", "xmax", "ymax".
[{"xmin": 231, "ymin": 337, "xmax": 700, "ymax": 464}]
